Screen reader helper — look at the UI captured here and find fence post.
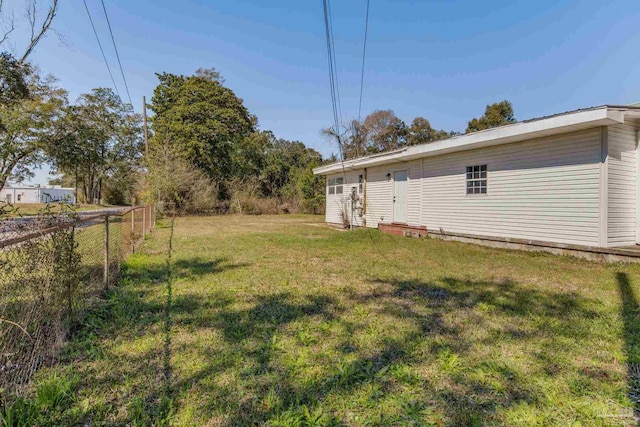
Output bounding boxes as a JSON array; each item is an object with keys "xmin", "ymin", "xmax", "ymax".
[
  {"xmin": 142, "ymin": 205, "xmax": 146, "ymax": 239},
  {"xmin": 67, "ymin": 225, "xmax": 77, "ymax": 320},
  {"xmin": 131, "ymin": 208, "xmax": 135, "ymax": 254},
  {"xmin": 104, "ymin": 215, "xmax": 110, "ymax": 290}
]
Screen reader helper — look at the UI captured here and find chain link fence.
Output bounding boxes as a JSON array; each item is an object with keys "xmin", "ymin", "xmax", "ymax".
[{"xmin": 0, "ymin": 205, "xmax": 155, "ymax": 397}]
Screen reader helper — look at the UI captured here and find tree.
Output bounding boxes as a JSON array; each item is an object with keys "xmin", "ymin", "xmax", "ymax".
[
  {"xmin": 145, "ymin": 141, "xmax": 219, "ymax": 213},
  {"xmin": 362, "ymin": 109, "xmax": 407, "ymax": 153},
  {"xmin": 466, "ymin": 100, "xmax": 516, "ymax": 133},
  {"xmin": 148, "ymin": 67, "xmax": 327, "ymax": 213},
  {"xmin": 340, "ymin": 119, "xmax": 368, "ymax": 159},
  {"xmin": 0, "ymin": 53, "xmax": 30, "ymax": 107},
  {"xmin": 47, "ymin": 176, "xmax": 61, "ymax": 185},
  {"xmin": 195, "ymin": 67, "xmax": 225, "ymax": 84},
  {"xmin": 407, "ymin": 117, "xmax": 432, "ymax": 146},
  {"xmin": 260, "ymin": 138, "xmax": 322, "ymax": 198},
  {"xmin": 0, "ymin": 0, "xmax": 61, "ymax": 190},
  {"xmin": 407, "ymin": 117, "xmax": 455, "ymax": 145},
  {"xmin": 0, "ymin": 0, "xmax": 59, "ymax": 63},
  {"xmin": 50, "ymin": 88, "xmax": 142, "ymax": 203},
  {"xmin": 323, "ymin": 110, "xmax": 408, "ymax": 160},
  {"xmin": 322, "ymin": 121, "xmax": 357, "ymax": 162},
  {"xmin": 103, "ymin": 167, "xmax": 141, "ymax": 205},
  {"xmin": 288, "ymin": 159, "xmax": 325, "ymax": 214},
  {"xmin": 0, "ymin": 70, "xmax": 68, "ymax": 190},
  {"xmin": 149, "ymin": 71, "xmax": 255, "ymax": 188},
  {"xmin": 231, "ymin": 130, "xmax": 273, "ymax": 180}
]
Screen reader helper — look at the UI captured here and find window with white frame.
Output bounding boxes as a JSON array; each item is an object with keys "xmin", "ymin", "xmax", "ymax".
[
  {"xmin": 327, "ymin": 177, "xmax": 344, "ymax": 195},
  {"xmin": 358, "ymin": 174, "xmax": 363, "ymax": 193},
  {"xmin": 466, "ymin": 165, "xmax": 487, "ymax": 194}
]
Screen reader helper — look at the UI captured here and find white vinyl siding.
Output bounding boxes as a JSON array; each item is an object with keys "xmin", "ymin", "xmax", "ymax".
[
  {"xmin": 406, "ymin": 160, "xmax": 422, "ymax": 226},
  {"xmin": 325, "ymin": 171, "xmax": 364, "ymax": 227},
  {"xmin": 419, "ymin": 129, "xmax": 602, "ymax": 246},
  {"xmin": 324, "ymin": 125, "xmax": 640, "ymax": 249},
  {"xmin": 363, "ymin": 167, "xmax": 392, "ymax": 228},
  {"xmin": 607, "ymin": 123, "xmax": 638, "ymax": 246},
  {"xmin": 363, "ymin": 161, "xmax": 422, "ymax": 228}
]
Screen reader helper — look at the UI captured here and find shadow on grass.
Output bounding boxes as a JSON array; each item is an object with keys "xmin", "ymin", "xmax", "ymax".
[
  {"xmin": 361, "ymin": 276, "xmax": 599, "ymax": 345},
  {"xmin": 50, "ymin": 269, "xmax": 617, "ymax": 426},
  {"xmin": 125, "ymin": 256, "xmax": 250, "ymax": 284},
  {"xmin": 616, "ymin": 272, "xmax": 640, "ymax": 419},
  {"xmin": 163, "ymin": 258, "xmax": 173, "ymax": 397},
  {"xmin": 49, "ymin": 256, "xmax": 252, "ymax": 425},
  {"xmin": 162, "ymin": 276, "xmax": 603, "ymax": 425},
  {"xmin": 148, "ymin": 201, "xmax": 253, "ymax": 421},
  {"xmin": 348, "ymin": 277, "xmax": 602, "ymax": 424},
  {"xmin": 170, "ymin": 292, "xmax": 341, "ymax": 392},
  {"xmin": 219, "ymin": 293, "xmax": 338, "ymax": 343}
]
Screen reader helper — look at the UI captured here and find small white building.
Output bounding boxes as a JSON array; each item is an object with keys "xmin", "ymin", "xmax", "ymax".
[
  {"xmin": 0, "ymin": 185, "xmax": 76, "ymax": 204},
  {"xmin": 314, "ymin": 105, "xmax": 640, "ymax": 250}
]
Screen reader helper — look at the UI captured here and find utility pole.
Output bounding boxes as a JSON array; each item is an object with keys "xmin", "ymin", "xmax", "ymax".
[{"xmin": 142, "ymin": 96, "xmax": 149, "ymax": 159}]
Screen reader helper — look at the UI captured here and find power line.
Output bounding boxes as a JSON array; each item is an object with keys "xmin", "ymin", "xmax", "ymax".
[
  {"xmin": 320, "ymin": 1, "xmax": 382, "ymax": 239},
  {"xmin": 83, "ymin": 0, "xmax": 121, "ymax": 99},
  {"xmin": 357, "ymin": 0, "xmax": 370, "ymax": 123},
  {"xmin": 322, "ymin": 0, "xmax": 338, "ymax": 130},
  {"xmin": 322, "ymin": 0, "xmax": 343, "ymax": 159},
  {"xmin": 326, "ymin": 0, "xmax": 342, "ymax": 123},
  {"xmin": 99, "ymin": 0, "xmax": 133, "ymax": 106}
]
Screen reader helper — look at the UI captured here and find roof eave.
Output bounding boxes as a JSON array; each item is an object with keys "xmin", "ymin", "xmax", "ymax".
[{"xmin": 314, "ymin": 106, "xmax": 627, "ymax": 176}]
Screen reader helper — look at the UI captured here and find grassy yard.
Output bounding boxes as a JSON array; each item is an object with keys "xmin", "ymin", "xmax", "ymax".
[{"xmin": 10, "ymin": 215, "xmax": 640, "ymax": 426}]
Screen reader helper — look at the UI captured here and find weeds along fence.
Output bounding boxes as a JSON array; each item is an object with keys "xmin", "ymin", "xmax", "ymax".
[{"xmin": 0, "ymin": 205, "xmax": 155, "ymax": 397}]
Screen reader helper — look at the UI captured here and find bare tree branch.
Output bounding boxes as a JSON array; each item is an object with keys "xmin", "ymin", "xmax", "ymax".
[
  {"xmin": 0, "ymin": 18, "xmax": 14, "ymax": 46},
  {"xmin": 51, "ymin": 26, "xmax": 69, "ymax": 48},
  {"xmin": 20, "ymin": 0, "xmax": 57, "ymax": 63},
  {"xmin": 25, "ymin": 0, "xmax": 35, "ymax": 40},
  {"xmin": 0, "ymin": 318, "xmax": 32, "ymax": 340},
  {"xmin": 0, "ymin": 0, "xmax": 15, "ymax": 46}
]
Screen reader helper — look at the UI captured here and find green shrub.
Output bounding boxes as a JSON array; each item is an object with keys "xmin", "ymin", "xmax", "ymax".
[{"xmin": 35, "ymin": 373, "xmax": 74, "ymax": 411}]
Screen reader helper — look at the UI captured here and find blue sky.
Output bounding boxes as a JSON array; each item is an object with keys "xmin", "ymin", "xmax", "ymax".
[{"xmin": 3, "ymin": 0, "xmax": 640, "ymax": 184}]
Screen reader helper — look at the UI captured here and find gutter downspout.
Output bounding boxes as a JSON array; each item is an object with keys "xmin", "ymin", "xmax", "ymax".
[
  {"xmin": 599, "ymin": 126, "xmax": 609, "ymax": 248},
  {"xmin": 636, "ymin": 129, "xmax": 640, "ymax": 244},
  {"xmin": 362, "ymin": 168, "xmax": 367, "ymax": 227}
]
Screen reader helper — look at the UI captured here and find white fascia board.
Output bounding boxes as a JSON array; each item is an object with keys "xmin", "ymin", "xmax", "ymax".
[
  {"xmin": 623, "ymin": 110, "xmax": 640, "ymax": 120},
  {"xmin": 313, "ymin": 107, "xmax": 626, "ymax": 175},
  {"xmin": 314, "ymin": 149, "xmax": 410, "ymax": 176}
]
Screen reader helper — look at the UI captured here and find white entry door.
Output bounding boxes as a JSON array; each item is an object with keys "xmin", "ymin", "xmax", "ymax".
[{"xmin": 393, "ymin": 170, "xmax": 408, "ymax": 223}]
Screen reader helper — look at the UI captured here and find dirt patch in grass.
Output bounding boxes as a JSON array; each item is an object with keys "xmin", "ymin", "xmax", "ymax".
[{"xmin": 12, "ymin": 214, "xmax": 640, "ymax": 426}]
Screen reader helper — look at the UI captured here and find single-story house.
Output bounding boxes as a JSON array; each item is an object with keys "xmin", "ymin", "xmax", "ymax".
[
  {"xmin": 0, "ymin": 185, "xmax": 76, "ymax": 204},
  {"xmin": 313, "ymin": 105, "xmax": 640, "ymax": 251}
]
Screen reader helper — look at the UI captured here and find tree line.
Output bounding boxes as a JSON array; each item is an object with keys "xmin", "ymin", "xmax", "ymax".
[
  {"xmin": 146, "ymin": 69, "xmax": 326, "ymax": 214},
  {"xmin": 323, "ymin": 101, "xmax": 516, "ymax": 160},
  {"xmin": 0, "ymin": 1, "xmax": 142, "ymax": 205},
  {"xmin": 0, "ymin": 56, "xmax": 143, "ymax": 204}
]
